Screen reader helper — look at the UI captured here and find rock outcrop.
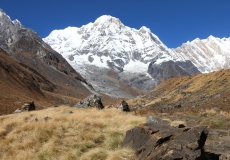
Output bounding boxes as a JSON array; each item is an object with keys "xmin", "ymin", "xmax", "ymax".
[
  {"xmin": 75, "ymin": 94, "xmax": 104, "ymax": 109},
  {"xmin": 148, "ymin": 60, "xmax": 200, "ymax": 84},
  {"xmin": 14, "ymin": 102, "xmax": 36, "ymax": 113},
  {"xmin": 123, "ymin": 120, "xmax": 212, "ymax": 160}
]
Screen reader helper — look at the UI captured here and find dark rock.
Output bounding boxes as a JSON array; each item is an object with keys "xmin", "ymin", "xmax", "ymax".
[
  {"xmin": 119, "ymin": 100, "xmax": 130, "ymax": 112},
  {"xmin": 148, "ymin": 60, "xmax": 199, "ymax": 85},
  {"xmin": 174, "ymin": 104, "xmax": 182, "ymax": 109},
  {"xmin": 123, "ymin": 121, "xmax": 212, "ymax": 160},
  {"xmin": 178, "ymin": 124, "xmax": 186, "ymax": 128}
]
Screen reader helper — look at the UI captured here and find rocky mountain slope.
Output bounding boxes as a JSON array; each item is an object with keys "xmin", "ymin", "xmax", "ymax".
[
  {"xmin": 0, "ymin": 9, "xmax": 96, "ymax": 111},
  {"xmin": 44, "ymin": 15, "xmax": 201, "ymax": 97},
  {"xmin": 172, "ymin": 36, "xmax": 230, "ymax": 73},
  {"xmin": 0, "ymin": 9, "xmax": 93, "ymax": 94},
  {"xmin": 0, "ymin": 10, "xmax": 98, "ymax": 113}
]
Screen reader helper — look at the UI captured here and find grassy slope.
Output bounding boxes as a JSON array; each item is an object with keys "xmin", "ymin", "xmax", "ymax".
[
  {"xmin": 129, "ymin": 69, "xmax": 230, "ymax": 111},
  {"xmin": 127, "ymin": 69, "xmax": 230, "ymax": 158},
  {"xmin": 0, "ymin": 106, "xmax": 145, "ymax": 160}
]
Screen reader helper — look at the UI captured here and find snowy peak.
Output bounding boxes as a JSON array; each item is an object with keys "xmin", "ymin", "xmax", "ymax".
[
  {"xmin": 0, "ymin": 9, "xmax": 23, "ymax": 29},
  {"xmin": 0, "ymin": 9, "xmax": 7, "ymax": 17},
  {"xmin": 172, "ymin": 36, "xmax": 230, "ymax": 72},
  {"xmin": 12, "ymin": 19, "xmax": 23, "ymax": 28},
  {"xmin": 139, "ymin": 26, "xmax": 151, "ymax": 33},
  {"xmin": 44, "ymin": 15, "xmax": 173, "ymax": 74},
  {"xmin": 95, "ymin": 15, "xmax": 122, "ymax": 25},
  {"xmin": 44, "ymin": 15, "xmax": 206, "ymax": 96}
]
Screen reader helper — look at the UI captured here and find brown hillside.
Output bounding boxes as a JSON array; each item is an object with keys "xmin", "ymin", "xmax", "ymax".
[
  {"xmin": 0, "ymin": 49, "xmax": 60, "ymax": 114},
  {"xmin": 0, "ymin": 48, "xmax": 125, "ymax": 115},
  {"xmin": 129, "ymin": 69, "xmax": 230, "ymax": 112}
]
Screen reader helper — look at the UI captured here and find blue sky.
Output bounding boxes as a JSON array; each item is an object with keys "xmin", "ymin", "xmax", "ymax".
[{"xmin": 1, "ymin": 0, "xmax": 230, "ymax": 48}]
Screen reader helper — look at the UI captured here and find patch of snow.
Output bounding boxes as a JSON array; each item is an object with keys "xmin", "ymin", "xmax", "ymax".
[
  {"xmin": 154, "ymin": 55, "xmax": 174, "ymax": 65},
  {"xmin": 123, "ymin": 60, "xmax": 149, "ymax": 73}
]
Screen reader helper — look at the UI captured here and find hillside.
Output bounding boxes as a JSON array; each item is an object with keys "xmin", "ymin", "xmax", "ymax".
[
  {"xmin": 129, "ymin": 69, "xmax": 230, "ymax": 112},
  {"xmin": 127, "ymin": 69, "xmax": 230, "ymax": 159},
  {"xmin": 0, "ymin": 9, "xmax": 93, "ymax": 104},
  {"xmin": 0, "ymin": 48, "xmax": 58, "ymax": 115},
  {"xmin": 0, "ymin": 47, "xmax": 123, "ymax": 115}
]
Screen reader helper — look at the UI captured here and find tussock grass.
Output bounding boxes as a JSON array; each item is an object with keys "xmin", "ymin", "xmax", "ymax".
[
  {"xmin": 199, "ymin": 109, "xmax": 230, "ymax": 129},
  {"xmin": 0, "ymin": 106, "xmax": 145, "ymax": 160},
  {"xmin": 169, "ymin": 120, "xmax": 187, "ymax": 128}
]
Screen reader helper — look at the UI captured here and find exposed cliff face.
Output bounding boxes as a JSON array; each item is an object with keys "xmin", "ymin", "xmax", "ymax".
[{"xmin": 147, "ymin": 60, "xmax": 200, "ymax": 84}]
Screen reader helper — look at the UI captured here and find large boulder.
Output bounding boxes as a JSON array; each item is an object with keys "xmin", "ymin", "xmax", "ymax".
[
  {"xmin": 118, "ymin": 100, "xmax": 130, "ymax": 112},
  {"xmin": 13, "ymin": 102, "xmax": 36, "ymax": 114},
  {"xmin": 75, "ymin": 94, "xmax": 104, "ymax": 109},
  {"xmin": 123, "ymin": 120, "xmax": 210, "ymax": 160}
]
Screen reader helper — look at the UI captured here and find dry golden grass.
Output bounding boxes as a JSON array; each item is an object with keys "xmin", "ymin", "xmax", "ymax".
[
  {"xmin": 0, "ymin": 106, "xmax": 145, "ymax": 160},
  {"xmin": 129, "ymin": 69, "xmax": 230, "ymax": 110},
  {"xmin": 169, "ymin": 120, "xmax": 187, "ymax": 128},
  {"xmin": 198, "ymin": 109, "xmax": 230, "ymax": 129}
]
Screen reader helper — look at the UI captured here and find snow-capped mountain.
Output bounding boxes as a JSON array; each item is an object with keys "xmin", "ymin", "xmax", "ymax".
[
  {"xmin": 44, "ymin": 15, "xmax": 199, "ymax": 97},
  {"xmin": 172, "ymin": 36, "xmax": 230, "ymax": 73},
  {"xmin": 44, "ymin": 15, "xmax": 174, "ymax": 72}
]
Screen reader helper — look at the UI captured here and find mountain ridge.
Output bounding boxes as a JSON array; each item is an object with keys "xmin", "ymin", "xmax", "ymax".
[
  {"xmin": 0, "ymin": 8, "xmax": 95, "ymax": 114},
  {"xmin": 44, "ymin": 15, "xmax": 205, "ymax": 97}
]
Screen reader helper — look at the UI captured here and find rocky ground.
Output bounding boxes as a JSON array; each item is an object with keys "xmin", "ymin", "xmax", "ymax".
[{"xmin": 126, "ymin": 109, "xmax": 230, "ymax": 160}]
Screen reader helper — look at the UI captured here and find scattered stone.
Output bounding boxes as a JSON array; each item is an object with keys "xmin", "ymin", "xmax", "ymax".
[
  {"xmin": 61, "ymin": 110, "xmax": 73, "ymax": 114},
  {"xmin": 51, "ymin": 105, "xmax": 58, "ymax": 108},
  {"xmin": 174, "ymin": 104, "xmax": 182, "ymax": 109},
  {"xmin": 30, "ymin": 118, "xmax": 38, "ymax": 123},
  {"xmin": 108, "ymin": 104, "xmax": 113, "ymax": 109},
  {"xmin": 43, "ymin": 116, "xmax": 52, "ymax": 122},
  {"xmin": 122, "ymin": 121, "xmax": 216, "ymax": 160},
  {"xmin": 137, "ymin": 104, "xmax": 142, "ymax": 110},
  {"xmin": 118, "ymin": 100, "xmax": 130, "ymax": 112},
  {"xmin": 146, "ymin": 116, "xmax": 158, "ymax": 124},
  {"xmin": 178, "ymin": 124, "xmax": 186, "ymax": 128},
  {"xmin": 75, "ymin": 94, "xmax": 104, "ymax": 109}
]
